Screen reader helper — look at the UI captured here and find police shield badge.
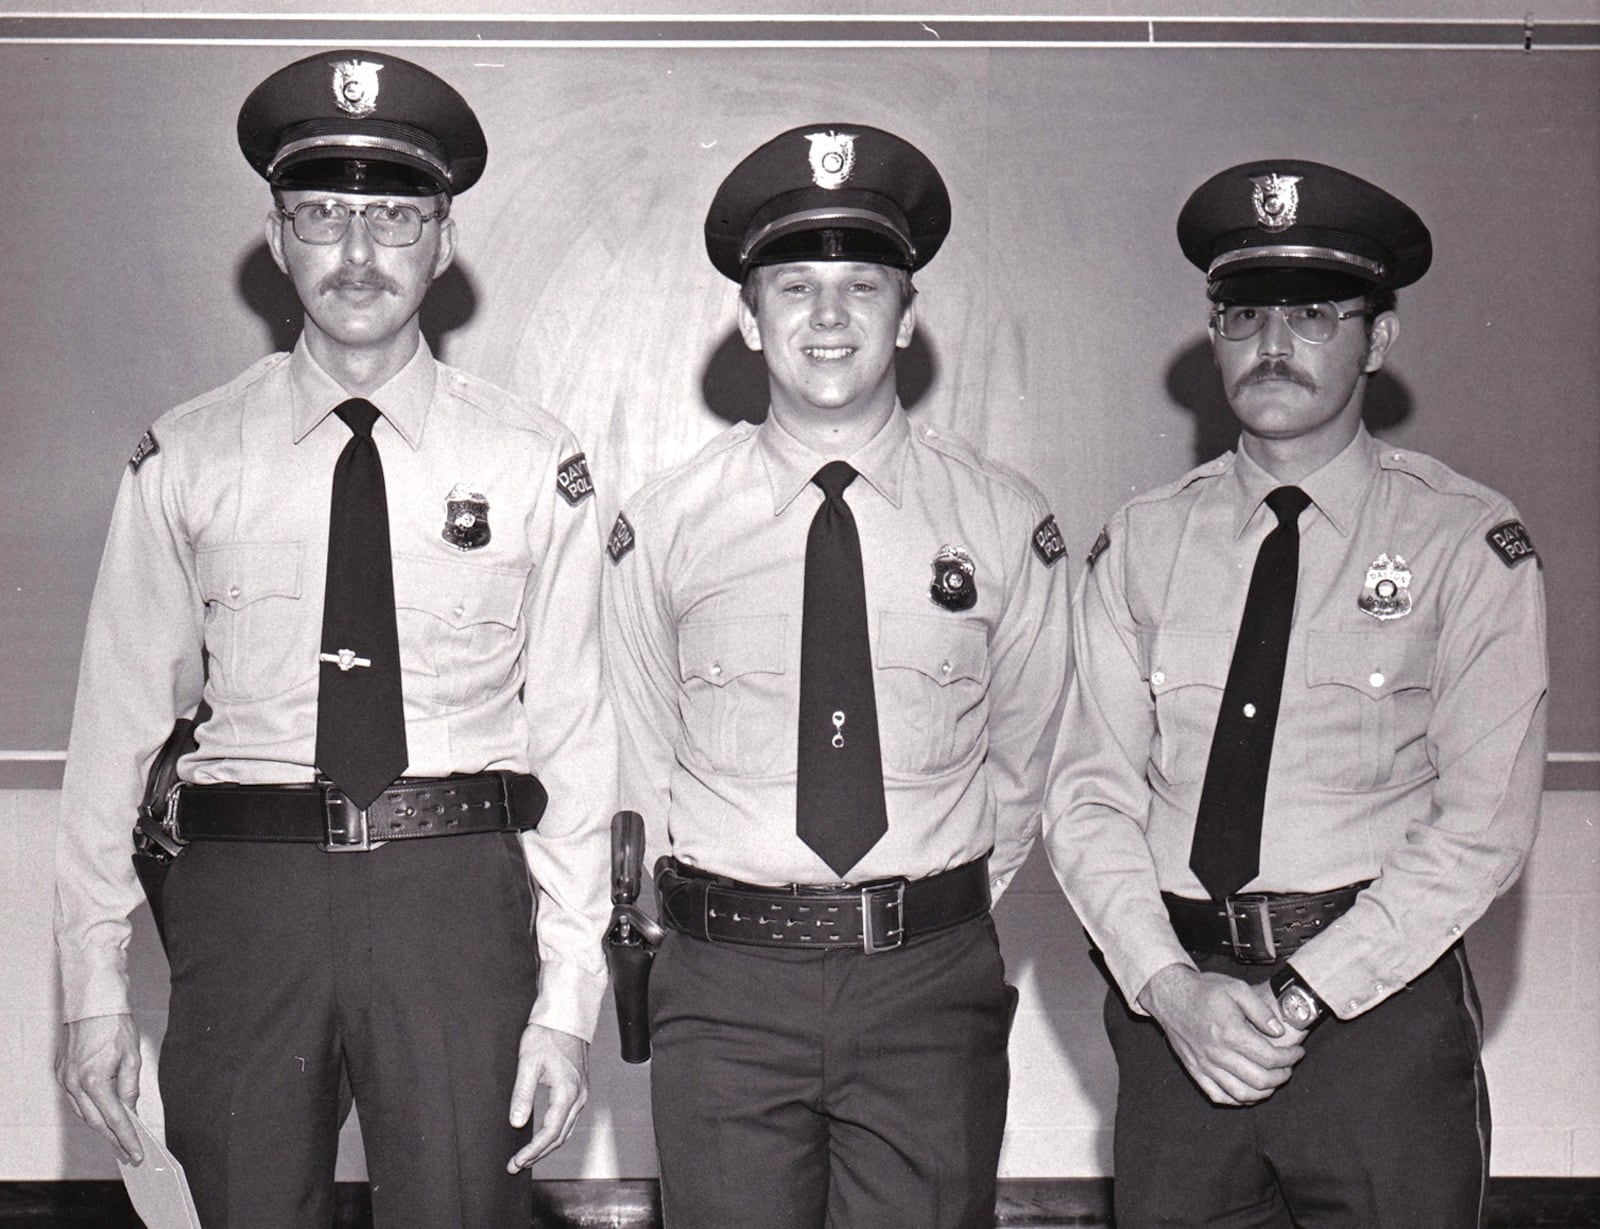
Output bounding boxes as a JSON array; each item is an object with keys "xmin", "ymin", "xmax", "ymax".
[
  {"xmin": 442, "ymin": 484, "xmax": 490, "ymax": 550},
  {"xmin": 1251, "ymin": 173, "xmax": 1301, "ymax": 232},
  {"xmin": 929, "ymin": 545, "xmax": 977, "ymax": 612},
  {"xmin": 1357, "ymin": 552, "xmax": 1412, "ymax": 621},
  {"xmin": 806, "ymin": 131, "xmax": 857, "ymax": 189},
  {"xmin": 331, "ymin": 59, "xmax": 383, "ymax": 117}
]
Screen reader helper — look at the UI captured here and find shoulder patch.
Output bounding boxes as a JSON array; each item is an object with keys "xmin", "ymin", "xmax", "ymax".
[
  {"xmin": 1485, "ymin": 520, "xmax": 1537, "ymax": 568},
  {"xmin": 128, "ymin": 429, "xmax": 159, "ymax": 473},
  {"xmin": 606, "ymin": 513, "xmax": 636, "ymax": 564},
  {"xmin": 1086, "ymin": 526, "xmax": 1111, "ymax": 570},
  {"xmin": 556, "ymin": 452, "xmax": 595, "ymax": 507},
  {"xmin": 1032, "ymin": 514, "xmax": 1067, "ymax": 568}
]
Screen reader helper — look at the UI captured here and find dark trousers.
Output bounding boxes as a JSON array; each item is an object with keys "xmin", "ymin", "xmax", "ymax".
[
  {"xmin": 156, "ymin": 832, "xmax": 540, "ymax": 1229},
  {"xmin": 1106, "ymin": 944, "xmax": 1490, "ymax": 1229},
  {"xmin": 648, "ymin": 915, "xmax": 1016, "ymax": 1229}
]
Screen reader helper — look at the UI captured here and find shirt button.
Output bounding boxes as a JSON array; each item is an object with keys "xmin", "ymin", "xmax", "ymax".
[
  {"xmin": 710, "ymin": 663, "xmax": 722, "ymax": 677},
  {"xmin": 1369, "ymin": 671, "xmax": 1385, "ymax": 688},
  {"xmin": 454, "ymin": 604, "xmax": 467, "ymax": 618},
  {"xmin": 1374, "ymin": 982, "xmax": 1386, "ymax": 993},
  {"xmin": 1242, "ymin": 702, "xmax": 1257, "ymax": 718},
  {"xmin": 228, "ymin": 585, "xmax": 241, "ymax": 599},
  {"xmin": 1450, "ymin": 925, "xmax": 1462, "ymax": 936},
  {"xmin": 941, "ymin": 660, "xmax": 953, "ymax": 675},
  {"xmin": 1151, "ymin": 670, "xmax": 1166, "ymax": 686}
]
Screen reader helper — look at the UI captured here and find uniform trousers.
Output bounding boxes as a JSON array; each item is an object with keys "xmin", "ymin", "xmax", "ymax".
[
  {"xmin": 156, "ymin": 831, "xmax": 540, "ymax": 1229},
  {"xmin": 648, "ymin": 914, "xmax": 1016, "ymax": 1229},
  {"xmin": 1106, "ymin": 943, "xmax": 1489, "ymax": 1229}
]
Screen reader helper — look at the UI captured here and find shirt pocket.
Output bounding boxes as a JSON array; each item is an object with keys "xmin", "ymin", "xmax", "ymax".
[
  {"xmin": 874, "ymin": 610, "xmax": 989, "ymax": 775},
  {"xmin": 393, "ymin": 552, "xmax": 526, "ymax": 711},
  {"xmin": 677, "ymin": 615, "xmax": 790, "ymax": 776},
  {"xmin": 1305, "ymin": 630, "xmax": 1438, "ymax": 790},
  {"xmin": 1140, "ymin": 628, "xmax": 1234, "ymax": 784},
  {"xmin": 196, "ymin": 542, "xmax": 310, "ymax": 701}
]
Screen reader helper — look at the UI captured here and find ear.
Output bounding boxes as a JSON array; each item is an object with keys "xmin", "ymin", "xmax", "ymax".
[
  {"xmin": 265, "ymin": 208, "xmax": 289, "ymax": 275},
  {"xmin": 895, "ymin": 297, "xmax": 917, "ymax": 350},
  {"xmin": 1362, "ymin": 310, "xmax": 1399, "ymax": 374},
  {"xmin": 431, "ymin": 214, "xmax": 458, "ymax": 280},
  {"xmin": 737, "ymin": 294, "xmax": 763, "ymax": 353}
]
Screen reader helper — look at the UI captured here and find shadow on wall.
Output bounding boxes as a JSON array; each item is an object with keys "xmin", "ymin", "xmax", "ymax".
[
  {"xmin": 699, "ymin": 324, "xmax": 942, "ymax": 426},
  {"xmin": 1163, "ymin": 337, "xmax": 1415, "ymax": 467},
  {"xmin": 233, "ymin": 242, "xmax": 481, "ymax": 360}
]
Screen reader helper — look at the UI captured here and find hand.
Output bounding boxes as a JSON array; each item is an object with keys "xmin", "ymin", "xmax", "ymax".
[
  {"xmin": 1138, "ymin": 964, "xmax": 1305, "ymax": 1107},
  {"xmin": 506, "ymin": 1024, "xmax": 589, "ymax": 1172},
  {"xmin": 56, "ymin": 1013, "xmax": 144, "ymax": 1164}
]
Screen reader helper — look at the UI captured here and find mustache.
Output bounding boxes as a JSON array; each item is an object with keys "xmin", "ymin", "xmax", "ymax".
[
  {"xmin": 318, "ymin": 271, "xmax": 401, "ymax": 296},
  {"xmin": 1232, "ymin": 359, "xmax": 1317, "ymax": 396}
]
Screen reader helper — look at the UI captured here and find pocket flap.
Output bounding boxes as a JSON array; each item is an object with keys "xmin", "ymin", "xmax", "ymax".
[
  {"xmin": 196, "ymin": 542, "xmax": 303, "ymax": 610},
  {"xmin": 679, "ymin": 615, "xmax": 788, "ymax": 686},
  {"xmin": 393, "ymin": 552, "xmax": 524, "ymax": 630},
  {"xmin": 1142, "ymin": 629, "xmax": 1234, "ymax": 694},
  {"xmin": 1307, "ymin": 630, "xmax": 1436, "ymax": 698},
  {"xmin": 876, "ymin": 610, "xmax": 987, "ymax": 686}
]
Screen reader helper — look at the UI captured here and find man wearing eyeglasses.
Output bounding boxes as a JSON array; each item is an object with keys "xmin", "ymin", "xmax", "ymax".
[
  {"xmin": 53, "ymin": 50, "xmax": 614, "ymax": 1227},
  {"xmin": 1044, "ymin": 160, "xmax": 1548, "ymax": 1227}
]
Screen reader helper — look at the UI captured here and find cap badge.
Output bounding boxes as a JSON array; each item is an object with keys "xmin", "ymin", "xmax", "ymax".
[
  {"xmin": 929, "ymin": 545, "xmax": 977, "ymax": 612},
  {"xmin": 330, "ymin": 59, "xmax": 383, "ymax": 117},
  {"xmin": 442, "ymin": 483, "xmax": 491, "ymax": 551},
  {"xmin": 806, "ymin": 130, "xmax": 857, "ymax": 190},
  {"xmin": 1357, "ymin": 552, "xmax": 1413, "ymax": 621},
  {"xmin": 1251, "ymin": 173, "xmax": 1302, "ymax": 233}
]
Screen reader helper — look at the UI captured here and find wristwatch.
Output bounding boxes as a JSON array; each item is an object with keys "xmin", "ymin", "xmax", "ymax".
[{"xmin": 1270, "ymin": 965, "xmax": 1329, "ymax": 1031}]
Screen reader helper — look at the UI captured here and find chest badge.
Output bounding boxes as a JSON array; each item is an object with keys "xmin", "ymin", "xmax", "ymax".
[
  {"xmin": 930, "ymin": 545, "xmax": 977, "ymax": 612},
  {"xmin": 1357, "ymin": 553, "xmax": 1412, "ymax": 621},
  {"xmin": 442, "ymin": 484, "xmax": 491, "ymax": 551}
]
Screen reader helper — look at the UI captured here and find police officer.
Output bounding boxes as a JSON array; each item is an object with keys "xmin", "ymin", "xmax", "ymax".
[
  {"xmin": 602, "ymin": 124, "xmax": 1072, "ymax": 1228},
  {"xmin": 53, "ymin": 50, "xmax": 614, "ymax": 1228},
  {"xmin": 1045, "ymin": 159, "xmax": 1548, "ymax": 1227}
]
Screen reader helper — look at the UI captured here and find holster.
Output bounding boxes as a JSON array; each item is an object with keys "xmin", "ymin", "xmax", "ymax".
[
  {"xmin": 602, "ymin": 811, "xmax": 663, "ymax": 1063},
  {"xmin": 131, "ymin": 703, "xmax": 208, "ymax": 948}
]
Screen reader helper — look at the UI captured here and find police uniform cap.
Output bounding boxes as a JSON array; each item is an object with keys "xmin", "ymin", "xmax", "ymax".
[
  {"xmin": 238, "ymin": 50, "xmax": 486, "ymax": 197},
  {"xmin": 1177, "ymin": 159, "xmax": 1431, "ymax": 303},
  {"xmin": 705, "ymin": 123, "xmax": 950, "ymax": 282}
]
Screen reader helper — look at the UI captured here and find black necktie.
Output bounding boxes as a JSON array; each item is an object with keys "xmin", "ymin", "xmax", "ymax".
[
  {"xmin": 1189, "ymin": 485, "xmax": 1312, "ymax": 899},
  {"xmin": 796, "ymin": 461, "xmax": 889, "ymax": 877},
  {"xmin": 314, "ymin": 398, "xmax": 408, "ymax": 810}
]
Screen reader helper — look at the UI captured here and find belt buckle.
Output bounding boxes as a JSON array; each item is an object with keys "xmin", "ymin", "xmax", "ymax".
[
  {"xmin": 1223, "ymin": 895, "xmax": 1277, "ymax": 963},
  {"xmin": 322, "ymin": 788, "xmax": 377, "ymax": 852},
  {"xmin": 860, "ymin": 881, "xmax": 906, "ymax": 954}
]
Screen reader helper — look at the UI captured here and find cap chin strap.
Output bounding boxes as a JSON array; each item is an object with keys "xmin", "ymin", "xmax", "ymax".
[
  {"xmin": 268, "ymin": 133, "xmax": 450, "ymax": 187},
  {"xmin": 1207, "ymin": 244, "xmax": 1386, "ymax": 282},
  {"xmin": 740, "ymin": 206, "xmax": 913, "ymax": 267}
]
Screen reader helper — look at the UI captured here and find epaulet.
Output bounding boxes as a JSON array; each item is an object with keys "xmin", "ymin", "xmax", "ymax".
[
  {"xmin": 163, "ymin": 353, "xmax": 286, "ymax": 424},
  {"xmin": 1123, "ymin": 451, "xmax": 1231, "ymax": 510},
  {"xmin": 435, "ymin": 362, "xmax": 556, "ymax": 439},
  {"xmin": 914, "ymin": 421, "xmax": 1047, "ymax": 511},
  {"xmin": 1375, "ymin": 444, "xmax": 1498, "ymax": 509}
]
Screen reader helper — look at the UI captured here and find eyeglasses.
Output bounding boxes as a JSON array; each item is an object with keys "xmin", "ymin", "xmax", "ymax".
[
  {"xmin": 1212, "ymin": 302, "xmax": 1369, "ymax": 345},
  {"xmin": 278, "ymin": 199, "xmax": 448, "ymax": 248}
]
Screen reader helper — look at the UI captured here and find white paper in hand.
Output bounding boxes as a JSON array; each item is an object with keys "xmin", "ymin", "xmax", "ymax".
[{"xmin": 117, "ymin": 1113, "xmax": 203, "ymax": 1229}]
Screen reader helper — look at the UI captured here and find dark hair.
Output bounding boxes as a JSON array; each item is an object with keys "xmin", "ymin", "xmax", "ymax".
[{"xmin": 740, "ymin": 263, "xmax": 917, "ymax": 314}]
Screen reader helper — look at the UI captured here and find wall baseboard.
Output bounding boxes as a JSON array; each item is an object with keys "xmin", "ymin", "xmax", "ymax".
[{"xmin": 2, "ymin": 1177, "xmax": 1596, "ymax": 1226}]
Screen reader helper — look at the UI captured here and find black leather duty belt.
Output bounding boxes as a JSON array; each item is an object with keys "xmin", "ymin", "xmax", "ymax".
[
  {"xmin": 1163, "ymin": 883, "xmax": 1369, "ymax": 965},
  {"xmin": 165, "ymin": 772, "xmax": 547, "ymax": 852},
  {"xmin": 656, "ymin": 855, "xmax": 991, "ymax": 954}
]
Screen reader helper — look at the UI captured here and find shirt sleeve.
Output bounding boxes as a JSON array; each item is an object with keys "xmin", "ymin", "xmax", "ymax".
[
  {"xmin": 600, "ymin": 503, "xmax": 680, "ymax": 885},
  {"xmin": 984, "ymin": 508, "xmax": 1074, "ymax": 901},
  {"xmin": 1291, "ymin": 503, "xmax": 1549, "ymax": 1019},
  {"xmin": 55, "ymin": 438, "xmax": 206, "ymax": 1023},
  {"xmin": 1042, "ymin": 514, "xmax": 1196, "ymax": 1009},
  {"xmin": 515, "ymin": 441, "xmax": 618, "ymax": 1042}
]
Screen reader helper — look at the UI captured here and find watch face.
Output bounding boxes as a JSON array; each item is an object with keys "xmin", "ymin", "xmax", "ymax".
[{"xmin": 1279, "ymin": 985, "xmax": 1319, "ymax": 1028}]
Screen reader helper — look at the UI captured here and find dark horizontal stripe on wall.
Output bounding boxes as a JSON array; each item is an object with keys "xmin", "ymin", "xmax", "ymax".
[
  {"xmin": 0, "ymin": 15, "xmax": 1595, "ymax": 49},
  {"xmin": 2, "ymin": 1177, "xmax": 1597, "ymax": 1226},
  {"xmin": 3, "ymin": 757, "xmax": 1598, "ymax": 791}
]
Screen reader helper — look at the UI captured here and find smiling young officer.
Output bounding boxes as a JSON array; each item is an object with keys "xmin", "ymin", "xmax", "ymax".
[
  {"xmin": 53, "ymin": 50, "xmax": 614, "ymax": 1228},
  {"xmin": 1045, "ymin": 160, "xmax": 1548, "ymax": 1227},
  {"xmin": 602, "ymin": 124, "xmax": 1072, "ymax": 1228}
]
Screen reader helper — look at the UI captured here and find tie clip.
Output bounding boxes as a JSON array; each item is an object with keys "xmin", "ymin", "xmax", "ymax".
[{"xmin": 320, "ymin": 649, "xmax": 372, "ymax": 672}]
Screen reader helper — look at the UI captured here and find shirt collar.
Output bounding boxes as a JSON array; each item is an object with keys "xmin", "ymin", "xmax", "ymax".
[
  {"xmin": 757, "ymin": 403, "xmax": 911, "ymax": 515},
  {"xmin": 1227, "ymin": 424, "xmax": 1377, "ymax": 540},
  {"xmin": 288, "ymin": 337, "xmax": 436, "ymax": 450}
]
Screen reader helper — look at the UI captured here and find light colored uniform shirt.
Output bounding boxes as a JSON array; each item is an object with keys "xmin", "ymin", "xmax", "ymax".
[
  {"xmin": 1045, "ymin": 426, "xmax": 1548, "ymax": 1020},
  {"xmin": 603, "ymin": 404, "xmax": 1072, "ymax": 897},
  {"xmin": 55, "ymin": 340, "xmax": 615, "ymax": 1039}
]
